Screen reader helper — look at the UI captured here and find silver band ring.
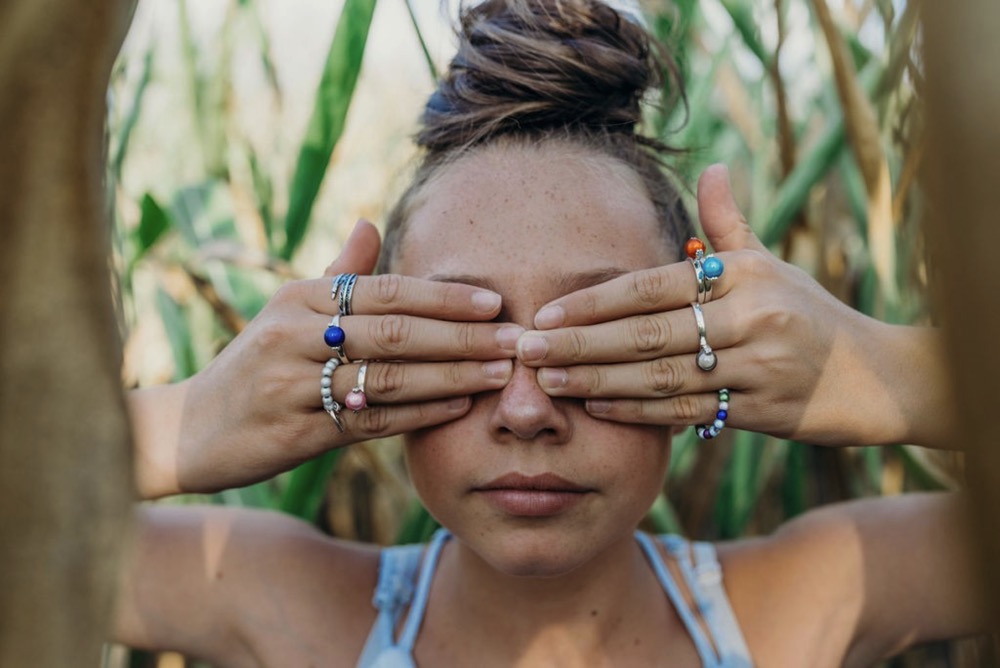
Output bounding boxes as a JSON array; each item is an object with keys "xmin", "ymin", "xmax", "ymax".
[
  {"xmin": 321, "ymin": 357, "xmax": 345, "ymax": 433},
  {"xmin": 345, "ymin": 360, "xmax": 369, "ymax": 412},
  {"xmin": 690, "ymin": 258, "xmax": 713, "ymax": 304},
  {"xmin": 338, "ymin": 273, "xmax": 359, "ymax": 316},
  {"xmin": 691, "ymin": 302, "xmax": 718, "ymax": 372}
]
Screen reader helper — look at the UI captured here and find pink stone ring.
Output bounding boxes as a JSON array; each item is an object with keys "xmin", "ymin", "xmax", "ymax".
[{"xmin": 345, "ymin": 361, "xmax": 369, "ymax": 412}]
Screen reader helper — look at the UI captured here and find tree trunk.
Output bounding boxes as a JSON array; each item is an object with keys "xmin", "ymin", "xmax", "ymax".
[
  {"xmin": 923, "ymin": 0, "xmax": 1000, "ymax": 631},
  {"xmin": 0, "ymin": 1, "xmax": 136, "ymax": 665}
]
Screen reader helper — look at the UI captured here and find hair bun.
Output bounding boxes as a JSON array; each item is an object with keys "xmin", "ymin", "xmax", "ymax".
[{"xmin": 418, "ymin": 0, "xmax": 666, "ymax": 152}]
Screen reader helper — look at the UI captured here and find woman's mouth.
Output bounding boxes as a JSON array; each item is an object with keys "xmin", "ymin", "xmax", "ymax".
[{"xmin": 474, "ymin": 473, "xmax": 593, "ymax": 517}]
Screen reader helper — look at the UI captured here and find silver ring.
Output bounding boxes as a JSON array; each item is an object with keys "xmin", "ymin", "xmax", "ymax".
[
  {"xmin": 690, "ymin": 302, "xmax": 717, "ymax": 372},
  {"xmin": 330, "ymin": 273, "xmax": 347, "ymax": 302},
  {"xmin": 345, "ymin": 360, "xmax": 369, "ymax": 412},
  {"xmin": 338, "ymin": 273, "xmax": 359, "ymax": 316},
  {"xmin": 321, "ymin": 357, "xmax": 345, "ymax": 433},
  {"xmin": 690, "ymin": 258, "xmax": 713, "ymax": 304},
  {"xmin": 327, "ymin": 313, "xmax": 350, "ymax": 364}
]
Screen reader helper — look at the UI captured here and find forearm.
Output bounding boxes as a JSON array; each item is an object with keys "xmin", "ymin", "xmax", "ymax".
[
  {"xmin": 127, "ymin": 381, "xmax": 191, "ymax": 499},
  {"xmin": 862, "ymin": 322, "xmax": 955, "ymax": 448}
]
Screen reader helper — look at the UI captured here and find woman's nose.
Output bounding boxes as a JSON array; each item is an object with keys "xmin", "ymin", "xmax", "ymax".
[{"xmin": 489, "ymin": 361, "xmax": 572, "ymax": 444}]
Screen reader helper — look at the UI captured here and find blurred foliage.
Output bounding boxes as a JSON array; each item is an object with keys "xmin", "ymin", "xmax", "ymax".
[{"xmin": 107, "ymin": 0, "xmax": 989, "ymax": 666}]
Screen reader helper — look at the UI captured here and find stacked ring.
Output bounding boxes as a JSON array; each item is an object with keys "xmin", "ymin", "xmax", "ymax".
[
  {"xmin": 325, "ymin": 314, "xmax": 350, "ymax": 364},
  {"xmin": 690, "ymin": 303, "xmax": 717, "ymax": 372},
  {"xmin": 696, "ymin": 388, "xmax": 730, "ymax": 440},
  {"xmin": 321, "ymin": 358, "xmax": 345, "ymax": 433},
  {"xmin": 345, "ymin": 361, "xmax": 369, "ymax": 412},
  {"xmin": 685, "ymin": 238, "xmax": 725, "ymax": 304},
  {"xmin": 338, "ymin": 273, "xmax": 359, "ymax": 316}
]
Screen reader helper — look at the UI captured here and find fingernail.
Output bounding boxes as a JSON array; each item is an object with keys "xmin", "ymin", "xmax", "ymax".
[
  {"xmin": 496, "ymin": 325, "xmax": 525, "ymax": 352},
  {"xmin": 517, "ymin": 333, "xmax": 548, "ymax": 362},
  {"xmin": 537, "ymin": 368, "xmax": 568, "ymax": 389},
  {"xmin": 586, "ymin": 399, "xmax": 611, "ymax": 414},
  {"xmin": 483, "ymin": 359, "xmax": 513, "ymax": 379},
  {"xmin": 449, "ymin": 396, "xmax": 470, "ymax": 410},
  {"xmin": 472, "ymin": 290, "xmax": 502, "ymax": 313},
  {"xmin": 534, "ymin": 305, "xmax": 564, "ymax": 329}
]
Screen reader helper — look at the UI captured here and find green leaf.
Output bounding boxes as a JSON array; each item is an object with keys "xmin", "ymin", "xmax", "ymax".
[
  {"xmin": 279, "ymin": 449, "xmax": 343, "ymax": 521},
  {"xmin": 281, "ymin": 0, "xmax": 379, "ymax": 260},
  {"xmin": 134, "ymin": 193, "xmax": 171, "ymax": 261},
  {"xmin": 155, "ymin": 287, "xmax": 197, "ymax": 381}
]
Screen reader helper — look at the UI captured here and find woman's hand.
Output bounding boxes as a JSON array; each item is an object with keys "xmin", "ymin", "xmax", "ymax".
[
  {"xmin": 515, "ymin": 165, "xmax": 952, "ymax": 448},
  {"xmin": 131, "ymin": 221, "xmax": 521, "ymax": 498}
]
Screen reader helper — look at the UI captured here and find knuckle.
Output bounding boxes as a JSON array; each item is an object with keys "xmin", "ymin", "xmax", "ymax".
[
  {"xmin": 250, "ymin": 318, "xmax": 291, "ymax": 354},
  {"xmin": 627, "ymin": 270, "xmax": 667, "ymax": 309},
  {"xmin": 354, "ymin": 407, "xmax": 392, "ymax": 435},
  {"xmin": 371, "ymin": 274, "xmax": 405, "ymax": 307},
  {"xmin": 271, "ymin": 280, "xmax": 305, "ymax": 306},
  {"xmin": 372, "ymin": 314, "xmax": 411, "ymax": 355},
  {"xmin": 670, "ymin": 394, "xmax": 702, "ymax": 423},
  {"xmin": 644, "ymin": 357, "xmax": 682, "ymax": 395},
  {"xmin": 447, "ymin": 361, "xmax": 466, "ymax": 387},
  {"xmin": 454, "ymin": 322, "xmax": 477, "ymax": 356},
  {"xmin": 628, "ymin": 316, "xmax": 670, "ymax": 355},
  {"xmin": 566, "ymin": 328, "xmax": 590, "ymax": 361},
  {"xmin": 371, "ymin": 363, "xmax": 405, "ymax": 401}
]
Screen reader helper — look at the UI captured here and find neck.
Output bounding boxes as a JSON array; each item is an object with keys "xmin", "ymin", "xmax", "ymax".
[{"xmin": 421, "ymin": 530, "xmax": 672, "ymax": 664}]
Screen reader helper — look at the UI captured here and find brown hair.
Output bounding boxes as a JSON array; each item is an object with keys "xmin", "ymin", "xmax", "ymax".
[{"xmin": 377, "ymin": 0, "xmax": 693, "ymax": 273}]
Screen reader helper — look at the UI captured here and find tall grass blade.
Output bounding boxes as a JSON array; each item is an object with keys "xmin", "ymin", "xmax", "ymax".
[
  {"xmin": 281, "ymin": 0, "xmax": 379, "ymax": 260},
  {"xmin": 404, "ymin": 0, "xmax": 439, "ymax": 83},
  {"xmin": 111, "ymin": 46, "xmax": 154, "ymax": 180},
  {"xmin": 280, "ymin": 449, "xmax": 343, "ymax": 521}
]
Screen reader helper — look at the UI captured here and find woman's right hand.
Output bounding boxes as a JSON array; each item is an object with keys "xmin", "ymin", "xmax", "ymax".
[{"xmin": 131, "ymin": 220, "xmax": 520, "ymax": 498}]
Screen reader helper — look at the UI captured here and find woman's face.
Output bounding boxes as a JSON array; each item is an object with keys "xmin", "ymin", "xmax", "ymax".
[{"xmin": 396, "ymin": 142, "xmax": 676, "ymax": 577}]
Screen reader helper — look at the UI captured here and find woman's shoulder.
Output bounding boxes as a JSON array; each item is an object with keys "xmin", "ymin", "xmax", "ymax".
[{"xmin": 134, "ymin": 503, "xmax": 383, "ymax": 665}]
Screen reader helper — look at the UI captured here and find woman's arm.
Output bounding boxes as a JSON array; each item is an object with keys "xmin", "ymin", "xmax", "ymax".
[
  {"xmin": 114, "ymin": 505, "xmax": 379, "ymax": 666},
  {"xmin": 725, "ymin": 493, "xmax": 988, "ymax": 667}
]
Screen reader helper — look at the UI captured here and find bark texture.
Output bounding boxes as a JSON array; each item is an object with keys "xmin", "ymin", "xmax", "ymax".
[
  {"xmin": 0, "ymin": 1, "xmax": 136, "ymax": 665},
  {"xmin": 923, "ymin": 0, "xmax": 1000, "ymax": 629}
]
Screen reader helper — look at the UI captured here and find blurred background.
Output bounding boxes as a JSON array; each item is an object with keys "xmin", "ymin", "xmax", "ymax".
[{"xmin": 105, "ymin": 0, "xmax": 990, "ymax": 665}]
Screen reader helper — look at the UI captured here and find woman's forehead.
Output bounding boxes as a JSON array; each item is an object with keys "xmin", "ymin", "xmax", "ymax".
[{"xmin": 396, "ymin": 143, "xmax": 670, "ymax": 282}]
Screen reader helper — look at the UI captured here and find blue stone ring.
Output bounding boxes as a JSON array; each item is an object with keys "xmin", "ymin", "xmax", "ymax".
[
  {"xmin": 695, "ymin": 252, "xmax": 724, "ymax": 305},
  {"xmin": 325, "ymin": 314, "xmax": 350, "ymax": 364}
]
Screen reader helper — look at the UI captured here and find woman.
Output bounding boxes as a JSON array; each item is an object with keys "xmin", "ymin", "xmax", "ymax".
[{"xmin": 119, "ymin": 1, "xmax": 984, "ymax": 665}]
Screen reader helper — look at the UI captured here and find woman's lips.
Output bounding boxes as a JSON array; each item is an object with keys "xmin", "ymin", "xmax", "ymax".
[{"xmin": 474, "ymin": 473, "xmax": 593, "ymax": 517}]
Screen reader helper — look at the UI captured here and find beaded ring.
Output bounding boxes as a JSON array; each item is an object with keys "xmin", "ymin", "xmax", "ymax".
[
  {"xmin": 321, "ymin": 357, "xmax": 345, "ymax": 433},
  {"xmin": 696, "ymin": 388, "xmax": 730, "ymax": 440}
]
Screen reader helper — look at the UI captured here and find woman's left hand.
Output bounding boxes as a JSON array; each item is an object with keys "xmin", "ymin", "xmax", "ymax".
[{"xmin": 515, "ymin": 164, "xmax": 952, "ymax": 448}]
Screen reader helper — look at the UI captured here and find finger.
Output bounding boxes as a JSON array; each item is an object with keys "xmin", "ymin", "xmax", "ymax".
[
  {"xmin": 697, "ymin": 164, "xmax": 767, "ymax": 254},
  {"xmin": 535, "ymin": 352, "xmax": 745, "ymax": 399},
  {"xmin": 330, "ymin": 359, "xmax": 513, "ymax": 404},
  {"xmin": 582, "ymin": 391, "xmax": 738, "ymax": 429},
  {"xmin": 323, "ymin": 219, "xmax": 382, "ymax": 277},
  {"xmin": 297, "ymin": 274, "xmax": 503, "ymax": 321},
  {"xmin": 306, "ymin": 396, "xmax": 475, "ymax": 447},
  {"xmin": 517, "ymin": 302, "xmax": 737, "ymax": 366},
  {"xmin": 532, "ymin": 262, "xmax": 703, "ymax": 330},
  {"xmin": 309, "ymin": 313, "xmax": 522, "ymax": 362}
]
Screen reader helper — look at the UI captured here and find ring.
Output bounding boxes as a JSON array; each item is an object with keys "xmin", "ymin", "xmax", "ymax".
[
  {"xmin": 338, "ymin": 273, "xmax": 359, "ymax": 316},
  {"xmin": 690, "ymin": 303, "xmax": 717, "ymax": 372},
  {"xmin": 325, "ymin": 314, "xmax": 350, "ymax": 364},
  {"xmin": 685, "ymin": 238, "xmax": 723, "ymax": 303},
  {"xmin": 697, "ymin": 388, "xmax": 729, "ymax": 440},
  {"xmin": 330, "ymin": 273, "xmax": 347, "ymax": 302},
  {"xmin": 321, "ymin": 357, "xmax": 345, "ymax": 433},
  {"xmin": 345, "ymin": 360, "xmax": 369, "ymax": 412}
]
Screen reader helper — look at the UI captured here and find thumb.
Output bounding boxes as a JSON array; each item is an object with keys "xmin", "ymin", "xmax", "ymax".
[
  {"xmin": 697, "ymin": 164, "xmax": 766, "ymax": 253},
  {"xmin": 323, "ymin": 219, "xmax": 382, "ymax": 277}
]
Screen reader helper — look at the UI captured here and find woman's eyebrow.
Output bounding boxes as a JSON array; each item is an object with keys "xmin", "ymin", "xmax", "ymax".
[{"xmin": 427, "ymin": 268, "xmax": 629, "ymax": 295}]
